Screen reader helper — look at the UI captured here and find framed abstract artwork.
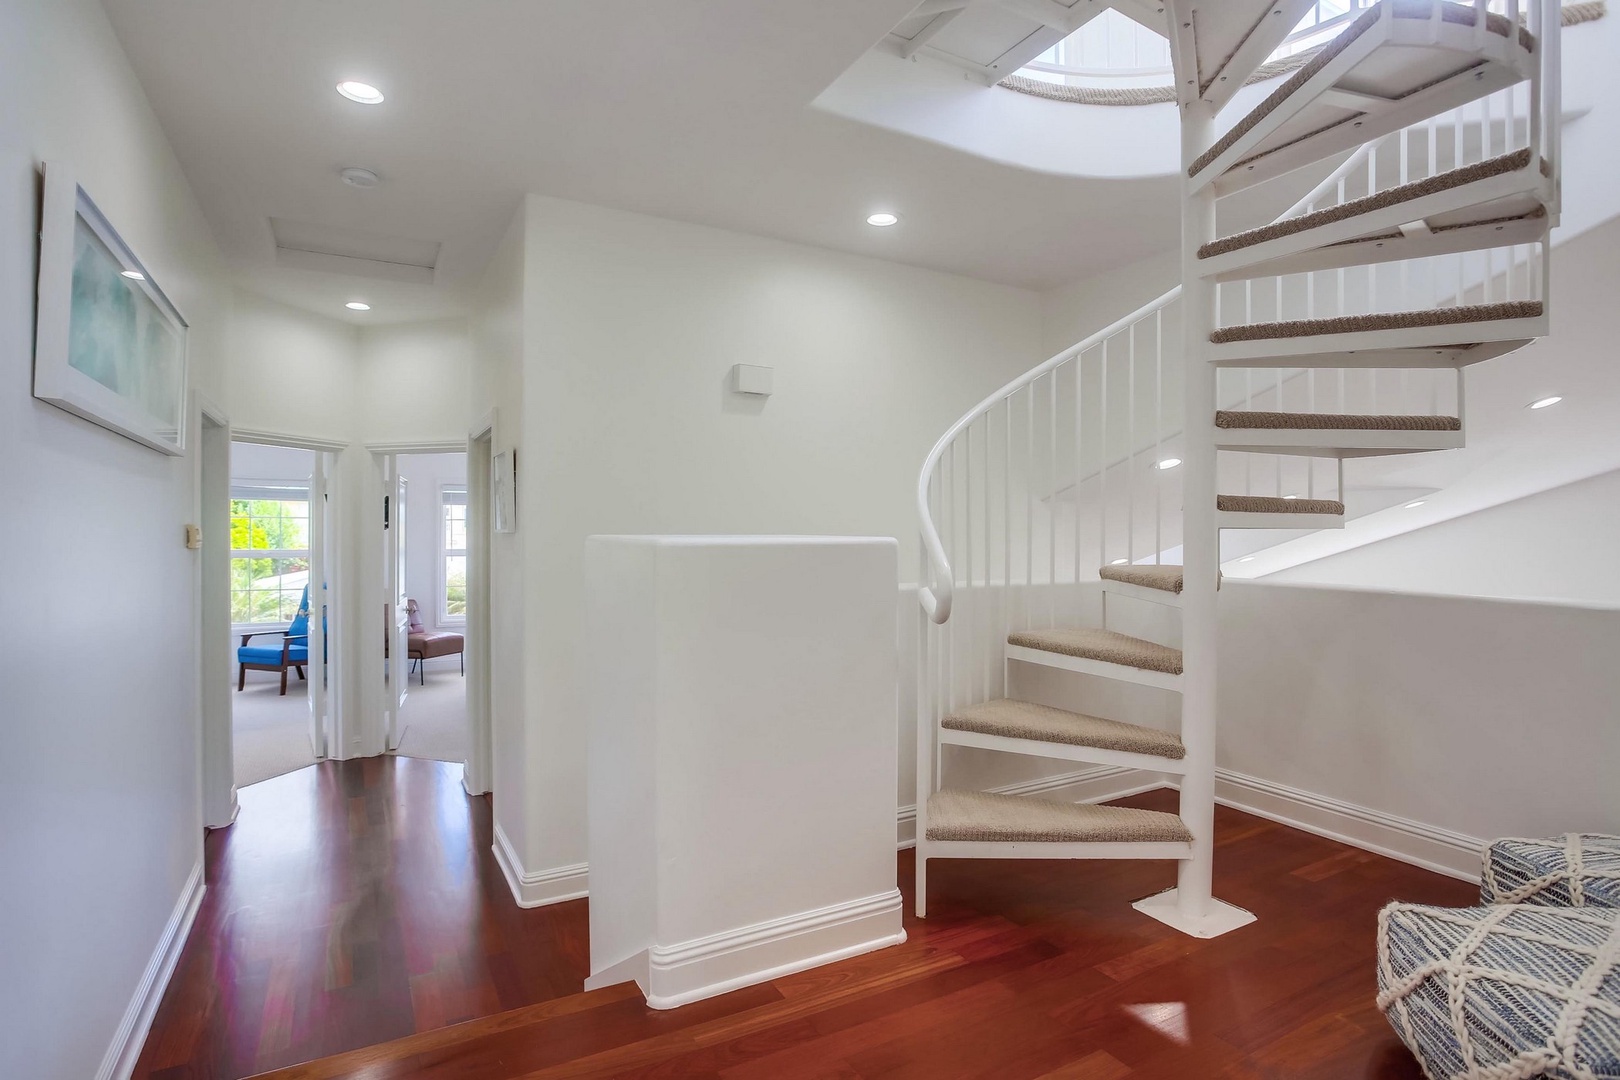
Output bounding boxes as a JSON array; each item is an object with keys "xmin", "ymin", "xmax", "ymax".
[{"xmin": 34, "ymin": 162, "xmax": 189, "ymax": 454}]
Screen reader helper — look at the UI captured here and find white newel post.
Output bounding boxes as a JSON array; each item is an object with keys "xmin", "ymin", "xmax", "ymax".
[{"xmin": 583, "ymin": 535, "xmax": 906, "ymax": 1009}]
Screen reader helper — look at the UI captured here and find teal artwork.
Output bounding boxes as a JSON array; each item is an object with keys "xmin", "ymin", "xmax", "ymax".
[{"xmin": 68, "ymin": 215, "xmax": 183, "ymax": 435}]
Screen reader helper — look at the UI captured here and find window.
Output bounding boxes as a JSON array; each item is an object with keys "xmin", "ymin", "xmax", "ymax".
[
  {"xmin": 230, "ymin": 488, "xmax": 310, "ymax": 624},
  {"xmin": 441, "ymin": 487, "xmax": 467, "ymax": 623},
  {"xmin": 1017, "ymin": 9, "xmax": 1172, "ymax": 86}
]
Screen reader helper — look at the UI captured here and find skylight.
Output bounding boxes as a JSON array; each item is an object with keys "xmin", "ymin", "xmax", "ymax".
[{"xmin": 1017, "ymin": 10, "xmax": 1171, "ymax": 87}]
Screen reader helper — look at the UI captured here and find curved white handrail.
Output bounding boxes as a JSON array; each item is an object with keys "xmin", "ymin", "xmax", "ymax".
[{"xmin": 916, "ymin": 284, "xmax": 1182, "ymax": 623}]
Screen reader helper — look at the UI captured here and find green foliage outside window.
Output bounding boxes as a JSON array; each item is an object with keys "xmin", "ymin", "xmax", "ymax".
[{"xmin": 230, "ymin": 498, "xmax": 310, "ymax": 623}]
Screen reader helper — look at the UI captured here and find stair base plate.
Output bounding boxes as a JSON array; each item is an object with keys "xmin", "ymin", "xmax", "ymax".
[{"xmin": 1132, "ymin": 888, "xmax": 1258, "ymax": 939}]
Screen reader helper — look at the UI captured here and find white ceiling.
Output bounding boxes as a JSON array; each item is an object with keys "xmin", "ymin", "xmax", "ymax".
[{"xmin": 98, "ymin": 0, "xmax": 1198, "ymax": 324}]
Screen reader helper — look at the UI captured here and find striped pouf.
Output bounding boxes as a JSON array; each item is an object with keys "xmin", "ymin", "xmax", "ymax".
[
  {"xmin": 1482, "ymin": 834, "xmax": 1620, "ymax": 910},
  {"xmin": 1377, "ymin": 902, "xmax": 1620, "ymax": 1079}
]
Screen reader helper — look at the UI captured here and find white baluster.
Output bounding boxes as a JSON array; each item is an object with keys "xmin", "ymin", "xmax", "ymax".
[
  {"xmin": 1073, "ymin": 355, "xmax": 1083, "ymax": 606},
  {"xmin": 1048, "ymin": 370, "xmax": 1057, "ymax": 627},
  {"xmin": 1154, "ymin": 309, "xmax": 1163, "ymax": 565},
  {"xmin": 1127, "ymin": 326, "xmax": 1136, "ymax": 566},
  {"xmin": 1099, "ymin": 342, "xmax": 1108, "ymax": 572}
]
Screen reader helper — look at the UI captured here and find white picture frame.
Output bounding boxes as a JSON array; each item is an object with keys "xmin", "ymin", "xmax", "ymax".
[
  {"xmin": 493, "ymin": 449, "xmax": 517, "ymax": 533},
  {"xmin": 34, "ymin": 161, "xmax": 189, "ymax": 455}
]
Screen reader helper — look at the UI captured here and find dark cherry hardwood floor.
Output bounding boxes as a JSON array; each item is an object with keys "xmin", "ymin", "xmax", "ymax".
[{"xmin": 134, "ymin": 756, "xmax": 1475, "ymax": 1079}]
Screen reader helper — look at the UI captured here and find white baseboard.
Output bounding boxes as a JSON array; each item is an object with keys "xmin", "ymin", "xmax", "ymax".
[
  {"xmin": 630, "ymin": 889, "xmax": 905, "ymax": 1010},
  {"xmin": 96, "ymin": 859, "xmax": 205, "ymax": 1080},
  {"xmin": 1212, "ymin": 768, "xmax": 1484, "ymax": 883},
  {"xmin": 492, "ymin": 823, "xmax": 589, "ymax": 908},
  {"xmin": 897, "ymin": 765, "xmax": 1167, "ymax": 849}
]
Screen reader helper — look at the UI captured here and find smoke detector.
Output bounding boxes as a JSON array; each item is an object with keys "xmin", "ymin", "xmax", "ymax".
[{"xmin": 340, "ymin": 167, "xmax": 381, "ymax": 189}]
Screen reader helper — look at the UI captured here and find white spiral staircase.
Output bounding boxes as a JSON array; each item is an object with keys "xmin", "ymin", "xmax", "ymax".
[{"xmin": 913, "ymin": 0, "xmax": 1560, "ymax": 937}]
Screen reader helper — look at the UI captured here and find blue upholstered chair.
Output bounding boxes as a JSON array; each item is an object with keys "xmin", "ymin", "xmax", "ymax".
[{"xmin": 237, "ymin": 585, "xmax": 311, "ymax": 695}]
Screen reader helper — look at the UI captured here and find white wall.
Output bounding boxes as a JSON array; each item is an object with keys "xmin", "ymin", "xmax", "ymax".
[
  {"xmin": 1039, "ymin": 247, "xmax": 1178, "ymax": 358},
  {"xmin": 227, "ymin": 290, "xmax": 358, "ymax": 442},
  {"xmin": 1265, "ymin": 468, "xmax": 1620, "ymax": 605},
  {"xmin": 481, "ymin": 193, "xmax": 1044, "ymax": 883},
  {"xmin": 232, "ymin": 441, "xmax": 314, "ymax": 489},
  {"xmin": 1217, "ymin": 580, "xmax": 1620, "ymax": 850},
  {"xmin": 471, "ymin": 203, "xmax": 530, "ymax": 866},
  {"xmin": 396, "ymin": 452, "xmax": 468, "ymax": 636},
  {"xmin": 0, "ymin": 2, "xmax": 229, "ymax": 1077},
  {"xmin": 358, "ymin": 318, "xmax": 473, "ymax": 446}
]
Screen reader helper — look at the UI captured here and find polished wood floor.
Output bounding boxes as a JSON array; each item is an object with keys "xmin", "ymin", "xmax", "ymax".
[
  {"xmin": 135, "ymin": 756, "xmax": 1474, "ymax": 1079},
  {"xmin": 133, "ymin": 757, "xmax": 588, "ymax": 1079}
]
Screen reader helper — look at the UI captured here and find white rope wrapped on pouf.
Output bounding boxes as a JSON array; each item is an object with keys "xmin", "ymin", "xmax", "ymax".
[
  {"xmin": 1377, "ymin": 902, "xmax": 1620, "ymax": 1079},
  {"xmin": 1482, "ymin": 835, "xmax": 1620, "ymax": 910}
]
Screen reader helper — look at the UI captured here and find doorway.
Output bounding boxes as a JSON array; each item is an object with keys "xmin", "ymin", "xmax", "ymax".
[
  {"xmin": 379, "ymin": 450, "xmax": 471, "ymax": 766},
  {"xmin": 228, "ymin": 439, "xmax": 337, "ymax": 788}
]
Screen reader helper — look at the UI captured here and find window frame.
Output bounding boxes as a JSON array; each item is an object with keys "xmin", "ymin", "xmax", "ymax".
[
  {"xmin": 229, "ymin": 484, "xmax": 312, "ymax": 628},
  {"xmin": 439, "ymin": 485, "xmax": 468, "ymax": 626}
]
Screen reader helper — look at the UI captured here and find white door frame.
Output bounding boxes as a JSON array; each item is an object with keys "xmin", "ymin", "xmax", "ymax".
[
  {"xmin": 464, "ymin": 416, "xmax": 495, "ymax": 796},
  {"xmin": 222, "ymin": 429, "xmax": 352, "ymax": 771},
  {"xmin": 363, "ymin": 437, "xmax": 492, "ymax": 793},
  {"xmin": 194, "ymin": 391, "xmax": 236, "ymax": 829}
]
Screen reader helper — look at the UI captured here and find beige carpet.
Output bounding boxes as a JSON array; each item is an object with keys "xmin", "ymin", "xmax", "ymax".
[
  {"xmin": 395, "ymin": 666, "xmax": 469, "ymax": 764},
  {"xmin": 927, "ymin": 789, "xmax": 1192, "ymax": 844},
  {"xmin": 233, "ymin": 678, "xmax": 317, "ymax": 788}
]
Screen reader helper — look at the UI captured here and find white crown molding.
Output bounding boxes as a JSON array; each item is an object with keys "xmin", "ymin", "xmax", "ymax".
[
  {"xmin": 230, "ymin": 427, "xmax": 351, "ymax": 453},
  {"xmin": 493, "ymin": 823, "xmax": 589, "ymax": 908},
  {"xmin": 96, "ymin": 860, "xmax": 204, "ymax": 1080},
  {"xmin": 364, "ymin": 438, "xmax": 468, "ymax": 454},
  {"xmin": 586, "ymin": 889, "xmax": 906, "ymax": 1010}
]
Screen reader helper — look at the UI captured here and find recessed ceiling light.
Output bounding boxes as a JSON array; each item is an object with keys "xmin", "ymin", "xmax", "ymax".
[
  {"xmin": 120, "ymin": 269, "xmax": 145, "ymax": 281},
  {"xmin": 1238, "ymin": 556, "xmax": 1256, "ymax": 563},
  {"xmin": 1109, "ymin": 558, "xmax": 1129, "ymax": 565},
  {"xmin": 1155, "ymin": 457, "xmax": 1182, "ymax": 470},
  {"xmin": 1527, "ymin": 395, "xmax": 1562, "ymax": 410},
  {"xmin": 345, "ymin": 301, "xmax": 371, "ymax": 311},
  {"xmin": 336, "ymin": 80, "xmax": 385, "ymax": 104},
  {"xmin": 1403, "ymin": 500, "xmax": 1427, "ymax": 509},
  {"xmin": 866, "ymin": 212, "xmax": 899, "ymax": 227},
  {"xmin": 340, "ymin": 167, "xmax": 381, "ymax": 188}
]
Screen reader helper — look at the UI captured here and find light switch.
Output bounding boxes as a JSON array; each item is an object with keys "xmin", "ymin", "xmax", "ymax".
[
  {"xmin": 731, "ymin": 364, "xmax": 773, "ymax": 396},
  {"xmin": 185, "ymin": 524, "xmax": 203, "ymax": 550}
]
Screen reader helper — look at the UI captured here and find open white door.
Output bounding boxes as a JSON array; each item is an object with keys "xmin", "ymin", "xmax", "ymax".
[
  {"xmin": 306, "ymin": 451, "xmax": 330, "ymax": 758},
  {"xmin": 387, "ymin": 470, "xmax": 410, "ymax": 751}
]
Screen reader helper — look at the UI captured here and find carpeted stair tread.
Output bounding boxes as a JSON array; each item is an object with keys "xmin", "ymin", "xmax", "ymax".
[
  {"xmin": 1100, "ymin": 563, "xmax": 1185, "ymax": 593},
  {"xmin": 1199, "ymin": 150, "xmax": 1537, "ymax": 259},
  {"xmin": 1007, "ymin": 627, "xmax": 1182, "ymax": 675},
  {"xmin": 1218, "ymin": 494, "xmax": 1345, "ymax": 515},
  {"xmin": 1210, "ymin": 300, "xmax": 1542, "ymax": 344},
  {"xmin": 1190, "ymin": 0, "xmax": 1531, "ymax": 178},
  {"xmin": 926, "ymin": 788, "xmax": 1193, "ymax": 844},
  {"xmin": 943, "ymin": 698, "xmax": 1185, "ymax": 760},
  {"xmin": 1215, "ymin": 410, "xmax": 1461, "ymax": 431}
]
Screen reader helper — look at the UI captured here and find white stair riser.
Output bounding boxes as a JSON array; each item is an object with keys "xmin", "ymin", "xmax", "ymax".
[
  {"xmin": 1199, "ymin": 172, "xmax": 1551, "ymax": 281},
  {"xmin": 1206, "ymin": 314, "xmax": 1546, "ymax": 366},
  {"xmin": 1215, "ymin": 427, "xmax": 1464, "ymax": 457},
  {"xmin": 1208, "ymin": 338, "xmax": 1530, "ymax": 370},
  {"xmin": 940, "ymin": 727, "xmax": 1189, "ymax": 776},
  {"xmin": 1100, "ymin": 578, "xmax": 1184, "ymax": 609},
  {"xmin": 1209, "ymin": 213, "xmax": 1549, "ymax": 283},
  {"xmin": 1005, "ymin": 644, "xmax": 1183, "ymax": 692},
  {"xmin": 1215, "ymin": 509, "xmax": 1347, "ymax": 530}
]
